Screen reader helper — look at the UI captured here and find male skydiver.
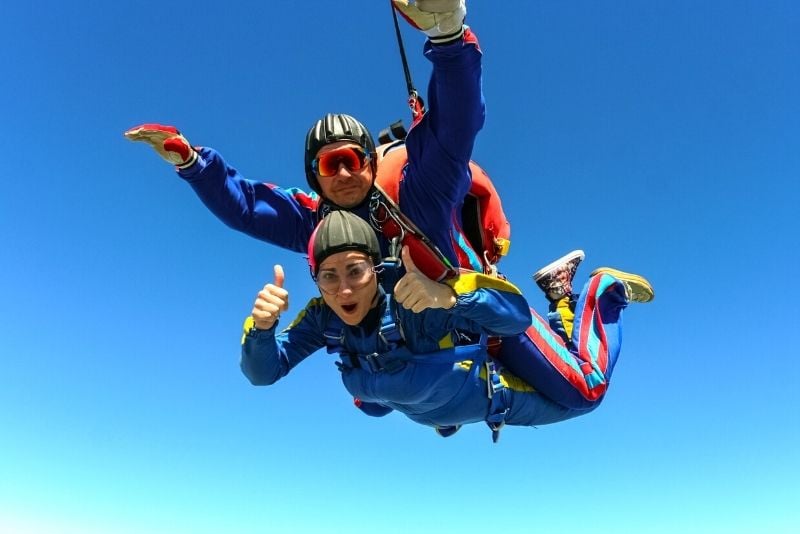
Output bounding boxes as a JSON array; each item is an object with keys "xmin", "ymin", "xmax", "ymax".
[{"xmin": 126, "ymin": 0, "xmax": 654, "ymax": 416}]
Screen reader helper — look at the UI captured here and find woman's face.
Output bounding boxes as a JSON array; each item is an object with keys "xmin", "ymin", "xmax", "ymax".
[{"xmin": 316, "ymin": 250, "xmax": 378, "ymax": 326}]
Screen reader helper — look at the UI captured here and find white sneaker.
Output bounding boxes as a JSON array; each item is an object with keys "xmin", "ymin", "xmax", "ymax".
[{"xmin": 532, "ymin": 250, "xmax": 585, "ymax": 302}]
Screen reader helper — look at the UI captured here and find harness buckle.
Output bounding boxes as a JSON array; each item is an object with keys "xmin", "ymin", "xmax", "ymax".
[
  {"xmin": 485, "ymin": 360, "xmax": 504, "ymax": 397},
  {"xmin": 364, "ymin": 352, "xmax": 405, "ymax": 374},
  {"xmin": 483, "ymin": 250, "xmax": 499, "ymax": 278},
  {"xmin": 484, "ymin": 359, "xmax": 508, "ymax": 443}
]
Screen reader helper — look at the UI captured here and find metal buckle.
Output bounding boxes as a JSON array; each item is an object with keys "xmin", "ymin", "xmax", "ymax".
[
  {"xmin": 363, "ymin": 352, "xmax": 405, "ymax": 374},
  {"xmin": 364, "ymin": 353, "xmax": 381, "ymax": 373},
  {"xmin": 485, "ymin": 360, "xmax": 504, "ymax": 398}
]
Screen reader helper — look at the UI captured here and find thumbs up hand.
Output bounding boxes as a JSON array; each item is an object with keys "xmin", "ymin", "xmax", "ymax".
[
  {"xmin": 394, "ymin": 246, "xmax": 457, "ymax": 313},
  {"xmin": 251, "ymin": 265, "xmax": 290, "ymax": 330}
]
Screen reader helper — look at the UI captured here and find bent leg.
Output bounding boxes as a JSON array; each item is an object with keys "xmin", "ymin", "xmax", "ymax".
[{"xmin": 495, "ymin": 273, "xmax": 628, "ymax": 410}]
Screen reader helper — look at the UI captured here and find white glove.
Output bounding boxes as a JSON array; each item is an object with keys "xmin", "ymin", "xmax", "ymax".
[
  {"xmin": 392, "ymin": 0, "xmax": 466, "ymax": 44},
  {"xmin": 124, "ymin": 123, "xmax": 198, "ymax": 169}
]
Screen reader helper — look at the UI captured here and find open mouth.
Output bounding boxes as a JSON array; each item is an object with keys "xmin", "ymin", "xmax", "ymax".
[{"xmin": 341, "ymin": 303, "xmax": 358, "ymax": 314}]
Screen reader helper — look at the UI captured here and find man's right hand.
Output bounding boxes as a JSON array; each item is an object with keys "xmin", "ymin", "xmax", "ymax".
[
  {"xmin": 251, "ymin": 265, "xmax": 290, "ymax": 330},
  {"xmin": 124, "ymin": 124, "xmax": 198, "ymax": 169}
]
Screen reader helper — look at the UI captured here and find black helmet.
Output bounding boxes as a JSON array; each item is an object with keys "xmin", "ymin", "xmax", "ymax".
[
  {"xmin": 304, "ymin": 113, "xmax": 377, "ymax": 197},
  {"xmin": 307, "ymin": 210, "xmax": 382, "ymax": 276}
]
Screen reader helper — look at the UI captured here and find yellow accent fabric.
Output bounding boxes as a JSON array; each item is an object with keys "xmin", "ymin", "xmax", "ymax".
[
  {"xmin": 285, "ymin": 297, "xmax": 325, "ymax": 329},
  {"xmin": 498, "ymin": 369, "xmax": 536, "ymax": 392},
  {"xmin": 455, "ymin": 360, "xmax": 473, "ymax": 372},
  {"xmin": 556, "ymin": 296, "xmax": 575, "ymax": 339},
  {"xmin": 454, "ymin": 360, "xmax": 536, "ymax": 393},
  {"xmin": 241, "ymin": 296, "xmax": 326, "ymax": 344},
  {"xmin": 494, "ymin": 237, "xmax": 511, "ymax": 256},
  {"xmin": 438, "ymin": 334, "xmax": 455, "ymax": 350},
  {"xmin": 446, "ymin": 272, "xmax": 522, "ymax": 296},
  {"xmin": 241, "ymin": 315, "xmax": 256, "ymax": 345}
]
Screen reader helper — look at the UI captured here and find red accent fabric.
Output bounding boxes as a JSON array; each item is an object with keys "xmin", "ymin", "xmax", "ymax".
[
  {"xmin": 307, "ymin": 223, "xmax": 322, "ymax": 273},
  {"xmin": 374, "ymin": 144, "xmax": 510, "ymax": 275},
  {"xmin": 463, "ymin": 27, "xmax": 481, "ymax": 51},
  {"xmin": 133, "ymin": 123, "xmax": 179, "ymax": 135},
  {"xmin": 163, "ymin": 137, "xmax": 192, "ymax": 162},
  {"xmin": 524, "ymin": 307, "xmax": 607, "ymax": 402},
  {"xmin": 578, "ymin": 275, "xmax": 609, "ymax": 377},
  {"xmin": 278, "ymin": 187, "xmax": 319, "ymax": 211},
  {"xmin": 467, "ymin": 161, "xmax": 510, "ymax": 265},
  {"xmin": 402, "ymin": 235, "xmax": 450, "ymax": 282}
]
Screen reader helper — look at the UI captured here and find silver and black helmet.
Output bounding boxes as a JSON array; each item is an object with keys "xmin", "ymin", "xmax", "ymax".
[{"xmin": 304, "ymin": 113, "xmax": 377, "ymax": 196}]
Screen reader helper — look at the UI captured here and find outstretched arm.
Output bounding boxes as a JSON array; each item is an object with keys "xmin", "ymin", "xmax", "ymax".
[
  {"xmin": 124, "ymin": 124, "xmax": 319, "ymax": 253},
  {"xmin": 392, "ymin": 1, "xmax": 486, "ymax": 262}
]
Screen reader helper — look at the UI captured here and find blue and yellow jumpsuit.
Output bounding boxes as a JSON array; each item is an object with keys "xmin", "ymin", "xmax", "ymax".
[{"xmin": 241, "ymin": 275, "xmax": 586, "ymax": 432}]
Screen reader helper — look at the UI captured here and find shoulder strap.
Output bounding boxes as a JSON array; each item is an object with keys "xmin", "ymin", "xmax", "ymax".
[
  {"xmin": 323, "ymin": 312, "xmax": 346, "ymax": 353},
  {"xmin": 377, "ymin": 296, "xmax": 404, "ymax": 351},
  {"xmin": 323, "ymin": 297, "xmax": 405, "ymax": 370}
]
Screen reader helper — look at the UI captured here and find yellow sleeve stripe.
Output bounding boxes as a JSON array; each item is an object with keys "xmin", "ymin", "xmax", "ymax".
[
  {"xmin": 241, "ymin": 315, "xmax": 256, "ymax": 345},
  {"xmin": 241, "ymin": 296, "xmax": 327, "ymax": 344},
  {"xmin": 286, "ymin": 296, "xmax": 326, "ymax": 329},
  {"xmin": 446, "ymin": 272, "xmax": 522, "ymax": 296}
]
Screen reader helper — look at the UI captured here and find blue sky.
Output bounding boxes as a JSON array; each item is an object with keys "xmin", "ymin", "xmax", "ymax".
[{"xmin": 1, "ymin": 1, "xmax": 798, "ymax": 533}]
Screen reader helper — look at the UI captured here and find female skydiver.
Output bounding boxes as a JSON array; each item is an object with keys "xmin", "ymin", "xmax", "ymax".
[{"xmin": 241, "ymin": 211, "xmax": 649, "ymax": 440}]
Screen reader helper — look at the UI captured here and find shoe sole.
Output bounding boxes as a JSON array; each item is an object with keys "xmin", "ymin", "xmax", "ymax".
[
  {"xmin": 532, "ymin": 249, "xmax": 586, "ymax": 281},
  {"xmin": 590, "ymin": 267, "xmax": 655, "ymax": 303}
]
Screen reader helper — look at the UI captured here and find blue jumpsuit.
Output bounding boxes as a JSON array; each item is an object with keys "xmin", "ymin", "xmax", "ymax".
[
  {"xmin": 179, "ymin": 29, "xmax": 485, "ymax": 265},
  {"xmin": 241, "ymin": 274, "xmax": 584, "ymax": 431},
  {"xmin": 179, "ymin": 28, "xmax": 627, "ymax": 412}
]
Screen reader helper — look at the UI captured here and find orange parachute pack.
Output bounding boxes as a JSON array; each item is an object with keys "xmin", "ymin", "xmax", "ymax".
[{"xmin": 368, "ymin": 140, "xmax": 511, "ymax": 281}]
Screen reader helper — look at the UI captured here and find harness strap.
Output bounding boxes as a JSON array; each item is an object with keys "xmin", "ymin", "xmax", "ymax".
[
  {"xmin": 484, "ymin": 358, "xmax": 509, "ymax": 443},
  {"xmin": 369, "ymin": 187, "xmax": 459, "ymax": 281},
  {"xmin": 377, "ymin": 253, "xmax": 403, "ymax": 295},
  {"xmin": 389, "ymin": 0, "xmax": 426, "ymax": 121},
  {"xmin": 325, "ymin": 297, "xmax": 406, "ymax": 374}
]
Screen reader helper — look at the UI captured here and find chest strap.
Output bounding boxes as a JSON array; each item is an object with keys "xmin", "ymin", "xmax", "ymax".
[{"xmin": 324, "ymin": 298, "xmax": 406, "ymax": 374}]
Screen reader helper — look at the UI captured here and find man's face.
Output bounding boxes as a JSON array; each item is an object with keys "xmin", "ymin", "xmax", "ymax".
[
  {"xmin": 316, "ymin": 250, "xmax": 378, "ymax": 326},
  {"xmin": 315, "ymin": 141, "xmax": 373, "ymax": 208}
]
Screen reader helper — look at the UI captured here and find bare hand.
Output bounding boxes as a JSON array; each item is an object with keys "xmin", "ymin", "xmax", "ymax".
[
  {"xmin": 251, "ymin": 265, "xmax": 289, "ymax": 330},
  {"xmin": 393, "ymin": 246, "xmax": 457, "ymax": 313}
]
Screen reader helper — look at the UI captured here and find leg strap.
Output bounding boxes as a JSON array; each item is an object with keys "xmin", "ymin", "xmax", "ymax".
[{"xmin": 485, "ymin": 359, "xmax": 508, "ymax": 443}]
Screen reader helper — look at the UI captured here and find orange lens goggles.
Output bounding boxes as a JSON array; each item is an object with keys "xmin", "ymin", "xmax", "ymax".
[{"xmin": 312, "ymin": 147, "xmax": 370, "ymax": 178}]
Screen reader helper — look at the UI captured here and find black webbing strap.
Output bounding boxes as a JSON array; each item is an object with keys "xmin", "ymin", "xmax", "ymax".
[{"xmin": 389, "ymin": 1, "xmax": 425, "ymax": 119}]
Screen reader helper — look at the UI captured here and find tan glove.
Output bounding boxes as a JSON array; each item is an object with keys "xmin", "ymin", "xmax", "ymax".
[
  {"xmin": 124, "ymin": 124, "xmax": 198, "ymax": 169},
  {"xmin": 392, "ymin": 0, "xmax": 466, "ymax": 44}
]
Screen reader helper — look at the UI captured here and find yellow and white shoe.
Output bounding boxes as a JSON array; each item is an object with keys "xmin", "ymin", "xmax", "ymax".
[{"xmin": 590, "ymin": 267, "xmax": 655, "ymax": 303}]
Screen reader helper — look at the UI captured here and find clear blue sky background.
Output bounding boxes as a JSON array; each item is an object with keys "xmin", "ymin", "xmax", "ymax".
[{"xmin": 1, "ymin": 2, "xmax": 798, "ymax": 533}]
